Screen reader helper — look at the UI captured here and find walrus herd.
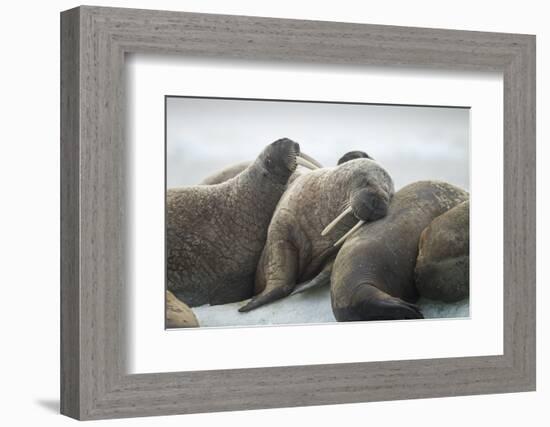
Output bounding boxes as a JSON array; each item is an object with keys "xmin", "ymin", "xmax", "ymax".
[{"xmin": 167, "ymin": 137, "xmax": 469, "ymax": 327}]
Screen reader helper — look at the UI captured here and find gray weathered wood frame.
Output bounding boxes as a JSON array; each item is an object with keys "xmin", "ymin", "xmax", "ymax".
[{"xmin": 60, "ymin": 5, "xmax": 536, "ymax": 420}]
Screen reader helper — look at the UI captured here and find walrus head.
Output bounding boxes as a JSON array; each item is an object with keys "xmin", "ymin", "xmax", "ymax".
[
  {"xmin": 322, "ymin": 159, "xmax": 394, "ymax": 246},
  {"xmin": 259, "ymin": 138, "xmax": 321, "ymax": 184},
  {"xmin": 337, "ymin": 150, "xmax": 373, "ymax": 165}
]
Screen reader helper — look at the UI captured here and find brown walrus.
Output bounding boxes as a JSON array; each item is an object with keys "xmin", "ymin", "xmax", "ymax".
[
  {"xmin": 238, "ymin": 158, "xmax": 394, "ymax": 312},
  {"xmin": 330, "ymin": 181, "xmax": 468, "ymax": 321},
  {"xmin": 415, "ymin": 200, "xmax": 470, "ymax": 302},
  {"xmin": 167, "ymin": 138, "xmax": 318, "ymax": 307}
]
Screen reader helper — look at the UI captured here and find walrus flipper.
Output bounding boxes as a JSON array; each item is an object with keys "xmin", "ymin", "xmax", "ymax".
[
  {"xmin": 291, "ymin": 260, "xmax": 333, "ymax": 295},
  {"xmin": 239, "ymin": 242, "xmax": 298, "ymax": 313},
  {"xmin": 291, "ymin": 271, "xmax": 330, "ymax": 295},
  {"xmin": 238, "ymin": 286, "xmax": 295, "ymax": 312},
  {"xmin": 370, "ymin": 298, "xmax": 424, "ymax": 320},
  {"xmin": 357, "ymin": 285, "xmax": 424, "ymax": 320},
  {"xmin": 333, "ymin": 284, "xmax": 424, "ymax": 321}
]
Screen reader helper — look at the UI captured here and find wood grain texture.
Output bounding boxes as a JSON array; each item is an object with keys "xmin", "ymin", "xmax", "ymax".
[
  {"xmin": 60, "ymin": 7, "xmax": 80, "ymax": 419},
  {"xmin": 60, "ymin": 5, "xmax": 536, "ymax": 420}
]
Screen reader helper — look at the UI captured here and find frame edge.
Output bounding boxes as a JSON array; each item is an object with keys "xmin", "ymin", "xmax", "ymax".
[
  {"xmin": 62, "ymin": 6, "xmax": 537, "ymax": 419},
  {"xmin": 60, "ymin": 6, "xmax": 82, "ymax": 420}
]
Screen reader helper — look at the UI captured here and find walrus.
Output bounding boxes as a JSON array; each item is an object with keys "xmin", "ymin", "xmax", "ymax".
[
  {"xmin": 238, "ymin": 158, "xmax": 394, "ymax": 312},
  {"xmin": 200, "ymin": 151, "xmax": 370, "ymax": 185},
  {"xmin": 330, "ymin": 181, "xmax": 468, "ymax": 321},
  {"xmin": 337, "ymin": 150, "xmax": 372, "ymax": 165},
  {"xmin": 167, "ymin": 138, "xmax": 319, "ymax": 307},
  {"xmin": 165, "ymin": 291, "xmax": 199, "ymax": 328},
  {"xmin": 415, "ymin": 200, "xmax": 470, "ymax": 302}
]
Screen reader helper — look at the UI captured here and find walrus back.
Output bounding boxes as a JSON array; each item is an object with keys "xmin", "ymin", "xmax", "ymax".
[
  {"xmin": 415, "ymin": 200, "xmax": 470, "ymax": 302},
  {"xmin": 331, "ymin": 181, "xmax": 468, "ymax": 318}
]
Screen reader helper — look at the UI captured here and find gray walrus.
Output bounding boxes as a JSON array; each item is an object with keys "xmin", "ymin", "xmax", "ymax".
[
  {"xmin": 415, "ymin": 200, "xmax": 470, "ymax": 302},
  {"xmin": 238, "ymin": 158, "xmax": 394, "ymax": 312},
  {"xmin": 167, "ymin": 138, "xmax": 319, "ymax": 307},
  {"xmin": 200, "ymin": 151, "xmax": 370, "ymax": 185},
  {"xmin": 330, "ymin": 181, "xmax": 468, "ymax": 321}
]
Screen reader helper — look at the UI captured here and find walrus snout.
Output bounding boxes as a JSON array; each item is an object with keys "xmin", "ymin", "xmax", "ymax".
[
  {"xmin": 351, "ymin": 188, "xmax": 390, "ymax": 222},
  {"xmin": 260, "ymin": 138, "xmax": 299, "ymax": 181},
  {"xmin": 263, "ymin": 138, "xmax": 320, "ymax": 179},
  {"xmin": 271, "ymin": 137, "xmax": 299, "ymax": 152},
  {"xmin": 325, "ymin": 189, "xmax": 391, "ymax": 247}
]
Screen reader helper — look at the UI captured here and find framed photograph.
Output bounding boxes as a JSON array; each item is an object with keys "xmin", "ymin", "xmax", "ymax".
[
  {"xmin": 60, "ymin": 6, "xmax": 536, "ymax": 420},
  {"xmin": 163, "ymin": 96, "xmax": 471, "ymax": 329}
]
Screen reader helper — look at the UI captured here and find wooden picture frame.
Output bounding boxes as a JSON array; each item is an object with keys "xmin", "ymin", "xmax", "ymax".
[{"xmin": 60, "ymin": 5, "xmax": 536, "ymax": 420}]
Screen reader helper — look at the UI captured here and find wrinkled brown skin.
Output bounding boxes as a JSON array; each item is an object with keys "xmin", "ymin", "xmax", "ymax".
[
  {"xmin": 167, "ymin": 138, "xmax": 300, "ymax": 307},
  {"xmin": 238, "ymin": 158, "xmax": 394, "ymax": 312},
  {"xmin": 415, "ymin": 200, "xmax": 470, "ymax": 302},
  {"xmin": 331, "ymin": 181, "xmax": 468, "ymax": 321}
]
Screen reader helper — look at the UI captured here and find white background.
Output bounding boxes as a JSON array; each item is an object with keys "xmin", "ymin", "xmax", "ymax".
[
  {"xmin": 0, "ymin": 0, "xmax": 546, "ymax": 426},
  {"xmin": 128, "ymin": 57, "xmax": 502, "ymax": 373}
]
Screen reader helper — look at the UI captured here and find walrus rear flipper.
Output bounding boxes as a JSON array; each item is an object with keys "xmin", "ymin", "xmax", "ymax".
[
  {"xmin": 291, "ymin": 271, "xmax": 330, "ymax": 295},
  {"xmin": 333, "ymin": 284, "xmax": 424, "ymax": 321},
  {"xmin": 239, "ymin": 286, "xmax": 294, "ymax": 312},
  {"xmin": 240, "ymin": 240, "xmax": 298, "ymax": 313},
  {"xmin": 291, "ymin": 260, "xmax": 334, "ymax": 295}
]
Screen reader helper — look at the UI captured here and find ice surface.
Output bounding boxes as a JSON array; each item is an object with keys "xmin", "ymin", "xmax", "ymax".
[{"xmin": 192, "ymin": 285, "xmax": 469, "ymax": 328}]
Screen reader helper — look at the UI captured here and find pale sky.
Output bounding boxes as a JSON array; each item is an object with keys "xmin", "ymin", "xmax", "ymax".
[{"xmin": 166, "ymin": 97, "xmax": 469, "ymax": 191}]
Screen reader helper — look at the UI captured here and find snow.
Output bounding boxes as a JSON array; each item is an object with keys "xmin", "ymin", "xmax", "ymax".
[{"xmin": 192, "ymin": 285, "xmax": 468, "ymax": 328}]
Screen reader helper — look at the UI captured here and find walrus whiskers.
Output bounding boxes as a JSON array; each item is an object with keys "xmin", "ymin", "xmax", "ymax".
[
  {"xmin": 321, "ymin": 206, "xmax": 353, "ymax": 236},
  {"xmin": 333, "ymin": 219, "xmax": 365, "ymax": 247}
]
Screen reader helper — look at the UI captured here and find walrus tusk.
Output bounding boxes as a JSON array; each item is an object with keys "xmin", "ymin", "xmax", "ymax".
[
  {"xmin": 321, "ymin": 206, "xmax": 353, "ymax": 236},
  {"xmin": 298, "ymin": 151, "xmax": 323, "ymax": 168},
  {"xmin": 333, "ymin": 219, "xmax": 365, "ymax": 247},
  {"xmin": 296, "ymin": 155, "xmax": 320, "ymax": 170}
]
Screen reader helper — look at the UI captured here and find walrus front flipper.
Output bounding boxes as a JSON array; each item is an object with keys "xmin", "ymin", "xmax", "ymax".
[
  {"xmin": 291, "ymin": 271, "xmax": 330, "ymax": 295},
  {"xmin": 291, "ymin": 260, "xmax": 334, "ymax": 295},
  {"xmin": 370, "ymin": 298, "xmax": 424, "ymax": 320},
  {"xmin": 239, "ymin": 286, "xmax": 295, "ymax": 312},
  {"xmin": 333, "ymin": 284, "xmax": 424, "ymax": 321},
  {"xmin": 239, "ymin": 241, "xmax": 298, "ymax": 313}
]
